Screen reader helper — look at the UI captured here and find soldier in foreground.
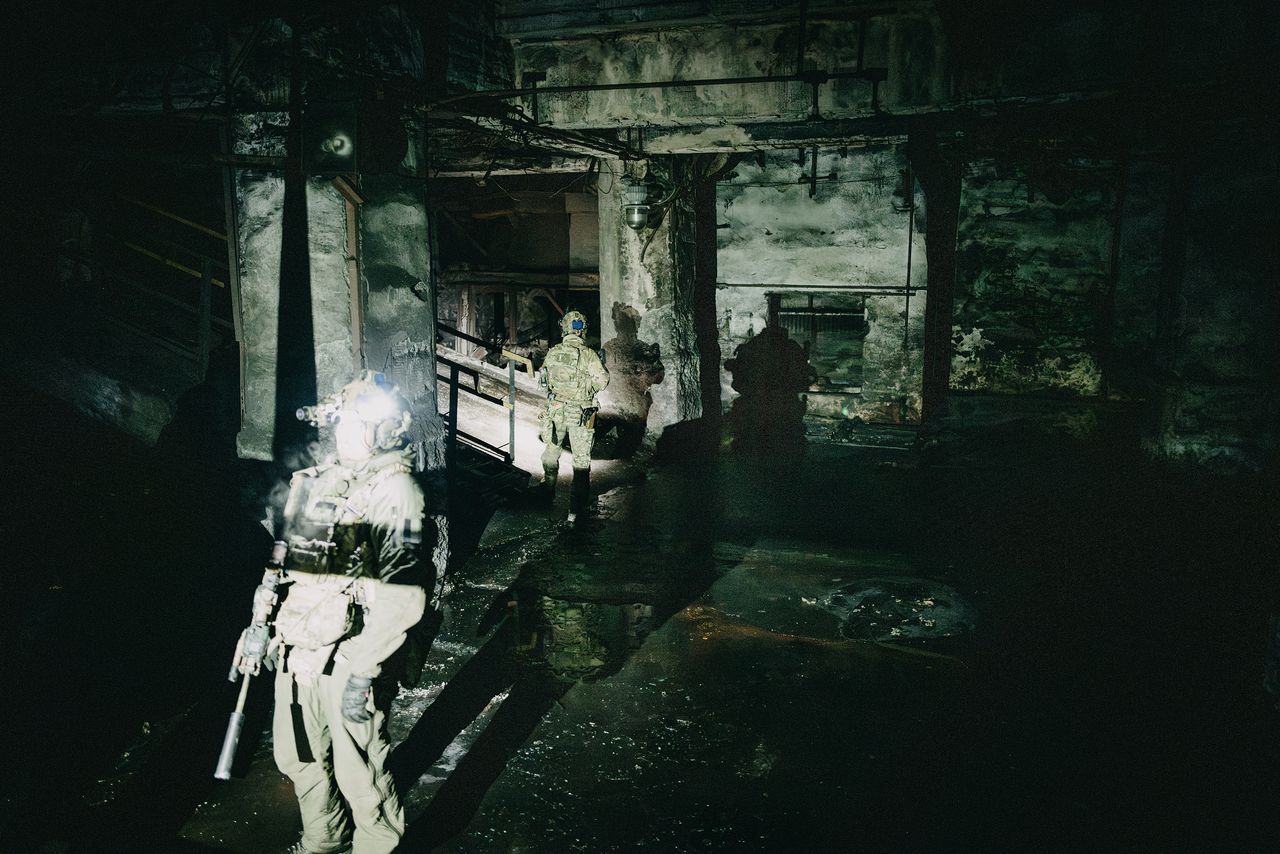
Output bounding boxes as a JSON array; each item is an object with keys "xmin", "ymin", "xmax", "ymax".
[
  {"xmin": 228, "ymin": 371, "xmax": 429, "ymax": 854},
  {"xmin": 538, "ymin": 310, "xmax": 610, "ymax": 521}
]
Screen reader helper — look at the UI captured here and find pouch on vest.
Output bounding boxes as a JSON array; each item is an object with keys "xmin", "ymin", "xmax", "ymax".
[{"xmin": 275, "ymin": 583, "xmax": 355, "ymax": 649}]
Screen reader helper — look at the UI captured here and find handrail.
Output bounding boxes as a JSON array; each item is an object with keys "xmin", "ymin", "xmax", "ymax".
[
  {"xmin": 119, "ymin": 240, "xmax": 228, "ymax": 288},
  {"xmin": 118, "ymin": 195, "xmax": 228, "ymax": 241},
  {"xmin": 436, "ymin": 322, "xmax": 534, "ymax": 375},
  {"xmin": 436, "ymin": 321, "xmax": 534, "ymax": 477},
  {"xmin": 436, "ymin": 322, "xmax": 490, "ymax": 350},
  {"xmin": 62, "ymin": 248, "xmax": 223, "ymax": 378}
]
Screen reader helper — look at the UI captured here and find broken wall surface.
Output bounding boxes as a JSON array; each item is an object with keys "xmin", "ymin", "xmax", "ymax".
[
  {"xmin": 511, "ymin": 11, "xmax": 947, "ymax": 129},
  {"xmin": 948, "ymin": 145, "xmax": 1278, "ymax": 470},
  {"xmin": 951, "ymin": 159, "xmax": 1113, "ymax": 400},
  {"xmin": 717, "ymin": 145, "xmax": 925, "ymax": 422}
]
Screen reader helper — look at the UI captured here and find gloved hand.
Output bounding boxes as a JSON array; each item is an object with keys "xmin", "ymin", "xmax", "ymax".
[
  {"xmin": 341, "ymin": 674, "xmax": 374, "ymax": 723},
  {"xmin": 230, "ymin": 624, "xmax": 272, "ymax": 679}
]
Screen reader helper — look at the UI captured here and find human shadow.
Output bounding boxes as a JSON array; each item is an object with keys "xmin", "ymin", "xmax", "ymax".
[
  {"xmin": 391, "ymin": 464, "xmax": 727, "ymax": 850},
  {"xmin": 724, "ymin": 322, "xmax": 816, "ymax": 462},
  {"xmin": 597, "ymin": 301, "xmax": 665, "ymax": 458}
]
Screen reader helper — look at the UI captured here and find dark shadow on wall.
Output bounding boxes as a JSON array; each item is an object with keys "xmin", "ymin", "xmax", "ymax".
[
  {"xmin": 723, "ymin": 322, "xmax": 815, "ymax": 463},
  {"xmin": 272, "ymin": 29, "xmax": 319, "ymax": 466},
  {"xmin": 597, "ymin": 302, "xmax": 665, "ymax": 458}
]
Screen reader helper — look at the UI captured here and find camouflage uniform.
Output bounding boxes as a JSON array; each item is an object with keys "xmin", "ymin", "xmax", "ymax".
[{"xmin": 539, "ymin": 312, "xmax": 609, "ymax": 500}]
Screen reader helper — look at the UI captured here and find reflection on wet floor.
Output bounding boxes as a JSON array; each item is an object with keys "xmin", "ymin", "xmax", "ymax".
[
  {"xmin": 181, "ymin": 446, "xmax": 971, "ymax": 852},
  {"xmin": 181, "ymin": 438, "xmax": 1280, "ymax": 853}
]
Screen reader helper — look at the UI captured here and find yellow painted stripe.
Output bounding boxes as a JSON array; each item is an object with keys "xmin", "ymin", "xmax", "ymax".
[{"xmin": 122, "ymin": 241, "xmax": 227, "ymax": 288}]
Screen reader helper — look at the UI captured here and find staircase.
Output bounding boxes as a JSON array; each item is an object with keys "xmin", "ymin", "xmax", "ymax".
[{"xmin": 450, "ymin": 442, "xmax": 531, "ymax": 505}]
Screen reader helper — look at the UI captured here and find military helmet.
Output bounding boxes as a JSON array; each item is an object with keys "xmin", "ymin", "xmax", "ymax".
[
  {"xmin": 560, "ymin": 310, "xmax": 588, "ymax": 337},
  {"xmin": 297, "ymin": 370, "xmax": 413, "ymax": 450}
]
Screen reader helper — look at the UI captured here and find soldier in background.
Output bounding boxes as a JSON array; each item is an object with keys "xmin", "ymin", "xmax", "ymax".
[{"xmin": 538, "ymin": 310, "xmax": 610, "ymax": 521}]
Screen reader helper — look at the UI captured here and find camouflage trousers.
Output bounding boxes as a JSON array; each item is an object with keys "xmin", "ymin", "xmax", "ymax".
[{"xmin": 540, "ymin": 400, "xmax": 595, "ymax": 471}]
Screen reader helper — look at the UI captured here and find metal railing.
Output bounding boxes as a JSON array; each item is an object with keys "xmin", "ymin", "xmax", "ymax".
[
  {"xmin": 63, "ymin": 245, "xmax": 232, "ymax": 379},
  {"xmin": 54, "ymin": 196, "xmax": 235, "ymax": 380},
  {"xmin": 435, "ymin": 323, "xmax": 534, "ymax": 473}
]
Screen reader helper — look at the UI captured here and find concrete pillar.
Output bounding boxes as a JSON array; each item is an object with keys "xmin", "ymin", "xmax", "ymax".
[
  {"xmin": 231, "ymin": 112, "xmax": 287, "ymax": 461},
  {"xmin": 359, "ymin": 174, "xmax": 446, "ymax": 474},
  {"xmin": 597, "ymin": 156, "xmax": 702, "ymax": 444},
  {"xmin": 909, "ymin": 130, "xmax": 963, "ymax": 432},
  {"xmin": 231, "ymin": 116, "xmax": 358, "ymax": 461}
]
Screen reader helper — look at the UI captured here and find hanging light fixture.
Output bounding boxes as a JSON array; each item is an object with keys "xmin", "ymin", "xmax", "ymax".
[{"xmin": 621, "ymin": 175, "xmax": 651, "ymax": 230}]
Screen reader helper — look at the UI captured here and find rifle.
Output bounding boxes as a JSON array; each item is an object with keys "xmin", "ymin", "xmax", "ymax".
[
  {"xmin": 213, "ymin": 672, "xmax": 252, "ymax": 780},
  {"xmin": 214, "ymin": 540, "xmax": 287, "ymax": 780}
]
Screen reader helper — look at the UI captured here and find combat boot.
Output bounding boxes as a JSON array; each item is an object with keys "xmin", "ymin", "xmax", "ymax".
[
  {"xmin": 538, "ymin": 465, "xmax": 558, "ymax": 506},
  {"xmin": 568, "ymin": 467, "xmax": 591, "ymax": 523}
]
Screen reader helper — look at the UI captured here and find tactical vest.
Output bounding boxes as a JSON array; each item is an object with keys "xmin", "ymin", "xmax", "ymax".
[
  {"xmin": 544, "ymin": 339, "xmax": 597, "ymax": 404},
  {"xmin": 281, "ymin": 453, "xmax": 410, "ymax": 579}
]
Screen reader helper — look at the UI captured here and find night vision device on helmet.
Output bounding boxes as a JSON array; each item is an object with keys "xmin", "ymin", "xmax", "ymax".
[{"xmin": 296, "ymin": 370, "xmax": 413, "ymax": 451}]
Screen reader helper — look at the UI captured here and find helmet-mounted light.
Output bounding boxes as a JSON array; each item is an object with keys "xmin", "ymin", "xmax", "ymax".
[{"xmin": 353, "ymin": 388, "xmax": 398, "ymax": 424}]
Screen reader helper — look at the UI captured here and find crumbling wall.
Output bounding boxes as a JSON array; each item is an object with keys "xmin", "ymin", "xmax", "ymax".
[
  {"xmin": 1145, "ymin": 153, "xmax": 1279, "ymax": 471},
  {"xmin": 951, "ymin": 159, "xmax": 1112, "ymax": 399},
  {"xmin": 716, "ymin": 145, "xmax": 925, "ymax": 422},
  {"xmin": 513, "ymin": 12, "xmax": 947, "ymax": 128},
  {"xmin": 948, "ymin": 149, "xmax": 1277, "ymax": 470}
]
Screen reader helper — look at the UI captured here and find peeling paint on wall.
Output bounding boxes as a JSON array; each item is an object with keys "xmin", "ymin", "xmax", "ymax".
[{"xmin": 952, "ymin": 159, "xmax": 1112, "ymax": 399}]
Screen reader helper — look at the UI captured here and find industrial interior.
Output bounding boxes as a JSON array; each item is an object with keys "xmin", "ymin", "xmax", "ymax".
[{"xmin": 3, "ymin": 1, "xmax": 1277, "ymax": 852}]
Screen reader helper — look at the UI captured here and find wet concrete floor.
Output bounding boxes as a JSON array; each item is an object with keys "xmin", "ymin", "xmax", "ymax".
[
  {"xmin": 5, "ymin": 378, "xmax": 1276, "ymax": 853},
  {"xmin": 180, "ymin": 433, "xmax": 1280, "ymax": 853}
]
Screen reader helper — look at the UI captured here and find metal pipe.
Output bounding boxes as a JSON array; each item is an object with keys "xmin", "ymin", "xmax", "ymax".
[
  {"xmin": 120, "ymin": 240, "xmax": 227, "ymax": 287},
  {"xmin": 508, "ymin": 360, "xmax": 517, "ymax": 465},
  {"xmin": 447, "ymin": 364, "xmax": 459, "ymax": 486},
  {"xmin": 720, "ymin": 282, "xmax": 924, "ymax": 292}
]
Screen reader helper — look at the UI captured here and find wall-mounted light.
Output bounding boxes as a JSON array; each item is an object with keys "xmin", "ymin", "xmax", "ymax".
[{"xmin": 622, "ymin": 176, "xmax": 651, "ymax": 230}]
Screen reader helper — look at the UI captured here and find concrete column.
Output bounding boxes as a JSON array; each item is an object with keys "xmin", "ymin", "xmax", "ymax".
[
  {"xmin": 359, "ymin": 174, "xmax": 446, "ymax": 475},
  {"xmin": 231, "ymin": 115, "xmax": 358, "ymax": 461},
  {"xmin": 909, "ymin": 131, "xmax": 963, "ymax": 432},
  {"xmin": 232, "ymin": 112, "xmax": 287, "ymax": 461},
  {"xmin": 597, "ymin": 156, "xmax": 702, "ymax": 444}
]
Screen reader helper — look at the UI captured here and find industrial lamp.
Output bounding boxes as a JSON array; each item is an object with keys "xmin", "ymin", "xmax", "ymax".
[{"xmin": 621, "ymin": 176, "xmax": 651, "ymax": 230}]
